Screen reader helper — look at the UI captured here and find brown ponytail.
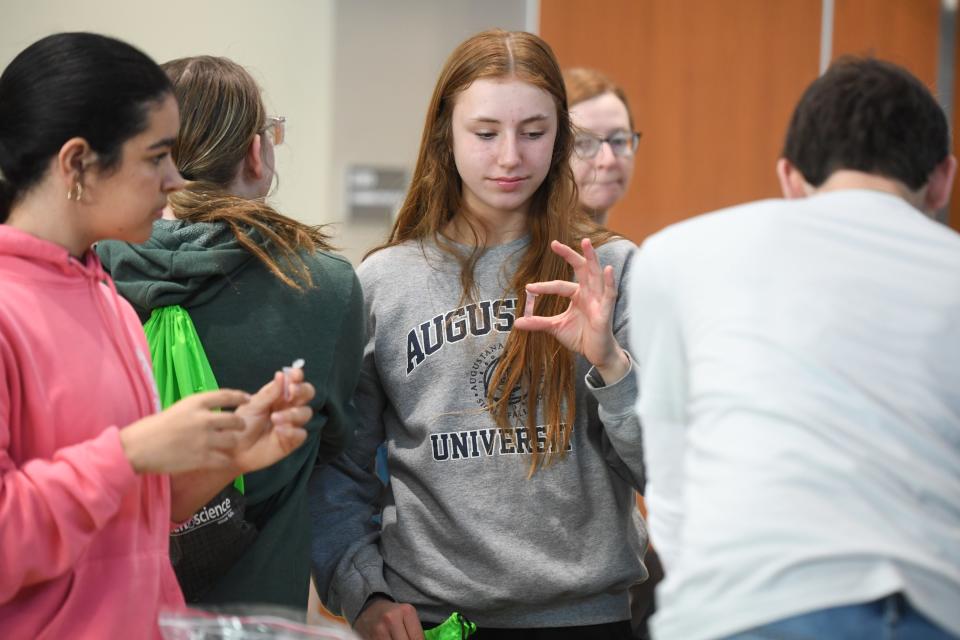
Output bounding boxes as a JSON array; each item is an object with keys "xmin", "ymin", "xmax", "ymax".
[{"xmin": 162, "ymin": 55, "xmax": 332, "ymax": 289}]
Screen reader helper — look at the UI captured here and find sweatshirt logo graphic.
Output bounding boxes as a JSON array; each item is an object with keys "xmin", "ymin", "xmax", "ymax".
[
  {"xmin": 469, "ymin": 342, "xmax": 527, "ymax": 421},
  {"xmin": 430, "ymin": 424, "xmax": 572, "ymax": 461},
  {"xmin": 406, "ymin": 298, "xmax": 516, "ymax": 374}
]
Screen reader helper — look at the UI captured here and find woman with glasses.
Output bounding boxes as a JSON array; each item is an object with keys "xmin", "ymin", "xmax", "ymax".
[
  {"xmin": 311, "ymin": 29, "xmax": 646, "ymax": 640},
  {"xmin": 564, "ymin": 68, "xmax": 640, "ymax": 226},
  {"xmin": 97, "ymin": 55, "xmax": 363, "ymax": 610}
]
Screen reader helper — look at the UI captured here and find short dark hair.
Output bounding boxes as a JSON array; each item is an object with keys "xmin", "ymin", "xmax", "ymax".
[
  {"xmin": 782, "ymin": 57, "xmax": 949, "ymax": 190},
  {"xmin": 0, "ymin": 32, "xmax": 172, "ymax": 220}
]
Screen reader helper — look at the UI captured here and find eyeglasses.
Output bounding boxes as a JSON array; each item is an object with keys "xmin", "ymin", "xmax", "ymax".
[
  {"xmin": 573, "ymin": 130, "xmax": 641, "ymax": 159},
  {"xmin": 262, "ymin": 115, "xmax": 286, "ymax": 146}
]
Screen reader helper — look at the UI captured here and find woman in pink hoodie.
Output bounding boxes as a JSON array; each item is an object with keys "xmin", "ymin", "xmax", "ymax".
[{"xmin": 0, "ymin": 33, "xmax": 316, "ymax": 638}]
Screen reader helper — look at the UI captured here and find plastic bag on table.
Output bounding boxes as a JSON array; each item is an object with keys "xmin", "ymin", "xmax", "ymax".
[{"xmin": 158, "ymin": 605, "xmax": 361, "ymax": 640}]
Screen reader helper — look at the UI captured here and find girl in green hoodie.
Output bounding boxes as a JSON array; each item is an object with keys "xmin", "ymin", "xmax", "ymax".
[{"xmin": 98, "ymin": 55, "xmax": 364, "ymax": 610}]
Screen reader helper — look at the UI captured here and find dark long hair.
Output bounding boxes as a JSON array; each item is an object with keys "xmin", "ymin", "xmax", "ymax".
[{"xmin": 0, "ymin": 32, "xmax": 172, "ymax": 220}]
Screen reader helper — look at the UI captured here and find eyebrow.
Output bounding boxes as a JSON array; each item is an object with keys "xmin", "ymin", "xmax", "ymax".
[
  {"xmin": 147, "ymin": 137, "xmax": 177, "ymax": 150},
  {"xmin": 470, "ymin": 114, "xmax": 550, "ymax": 125}
]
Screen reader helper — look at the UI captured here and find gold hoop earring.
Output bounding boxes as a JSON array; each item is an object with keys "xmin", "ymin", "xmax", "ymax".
[{"xmin": 66, "ymin": 181, "xmax": 83, "ymax": 201}]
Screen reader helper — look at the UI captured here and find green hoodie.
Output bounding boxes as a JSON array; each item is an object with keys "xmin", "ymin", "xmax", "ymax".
[{"xmin": 97, "ymin": 219, "xmax": 363, "ymax": 609}]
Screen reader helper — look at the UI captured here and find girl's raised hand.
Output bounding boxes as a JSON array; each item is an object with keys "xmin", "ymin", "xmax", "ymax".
[
  {"xmin": 513, "ymin": 238, "xmax": 630, "ymax": 383},
  {"xmin": 120, "ymin": 368, "xmax": 315, "ymax": 477},
  {"xmin": 120, "ymin": 389, "xmax": 251, "ymax": 474},
  {"xmin": 231, "ymin": 367, "xmax": 315, "ymax": 474}
]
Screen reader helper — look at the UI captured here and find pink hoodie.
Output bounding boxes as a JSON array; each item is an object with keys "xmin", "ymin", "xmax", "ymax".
[{"xmin": 0, "ymin": 226, "xmax": 184, "ymax": 638}]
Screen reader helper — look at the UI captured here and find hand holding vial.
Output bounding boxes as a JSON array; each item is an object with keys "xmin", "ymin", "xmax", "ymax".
[{"xmin": 512, "ymin": 238, "xmax": 630, "ymax": 384}]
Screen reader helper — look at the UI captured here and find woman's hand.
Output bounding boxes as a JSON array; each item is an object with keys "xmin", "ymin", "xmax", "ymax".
[
  {"xmin": 120, "ymin": 389, "xmax": 251, "ymax": 474},
  {"xmin": 166, "ymin": 369, "xmax": 315, "ymax": 521},
  {"xmin": 231, "ymin": 367, "xmax": 315, "ymax": 474},
  {"xmin": 513, "ymin": 238, "xmax": 630, "ymax": 384},
  {"xmin": 122, "ymin": 368, "xmax": 314, "ymax": 477}
]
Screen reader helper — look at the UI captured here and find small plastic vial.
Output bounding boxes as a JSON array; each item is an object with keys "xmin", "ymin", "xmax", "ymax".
[
  {"xmin": 523, "ymin": 292, "xmax": 538, "ymax": 318},
  {"xmin": 282, "ymin": 358, "xmax": 305, "ymax": 401}
]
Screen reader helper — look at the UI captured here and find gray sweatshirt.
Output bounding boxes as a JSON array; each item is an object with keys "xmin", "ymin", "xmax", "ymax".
[{"xmin": 310, "ymin": 235, "xmax": 647, "ymax": 628}]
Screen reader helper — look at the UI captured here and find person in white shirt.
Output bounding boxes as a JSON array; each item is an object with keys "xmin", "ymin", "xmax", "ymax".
[{"xmin": 629, "ymin": 57, "xmax": 960, "ymax": 640}]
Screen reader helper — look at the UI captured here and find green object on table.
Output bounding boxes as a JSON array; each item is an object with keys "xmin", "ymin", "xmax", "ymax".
[
  {"xmin": 423, "ymin": 612, "xmax": 476, "ymax": 640},
  {"xmin": 144, "ymin": 305, "xmax": 244, "ymax": 494}
]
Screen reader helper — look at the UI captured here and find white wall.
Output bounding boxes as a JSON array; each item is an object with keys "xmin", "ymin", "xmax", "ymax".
[
  {"xmin": 330, "ymin": 0, "xmax": 527, "ymax": 262},
  {"xmin": 1, "ymin": 0, "xmax": 534, "ymax": 261},
  {"xmin": 0, "ymin": 0, "xmax": 336, "ymax": 229}
]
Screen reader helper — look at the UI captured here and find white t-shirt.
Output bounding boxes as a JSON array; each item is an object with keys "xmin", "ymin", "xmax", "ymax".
[{"xmin": 629, "ymin": 189, "xmax": 960, "ymax": 640}]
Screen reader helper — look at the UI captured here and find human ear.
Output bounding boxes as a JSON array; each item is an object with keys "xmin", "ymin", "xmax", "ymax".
[
  {"xmin": 776, "ymin": 158, "xmax": 811, "ymax": 199},
  {"xmin": 922, "ymin": 155, "xmax": 957, "ymax": 212},
  {"xmin": 57, "ymin": 137, "xmax": 96, "ymax": 185},
  {"xmin": 244, "ymin": 133, "xmax": 264, "ymax": 181}
]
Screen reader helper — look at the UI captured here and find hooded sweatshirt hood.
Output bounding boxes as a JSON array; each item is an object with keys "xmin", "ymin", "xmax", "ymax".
[
  {"xmin": 97, "ymin": 219, "xmax": 255, "ymax": 316},
  {"xmin": 0, "ymin": 225, "xmax": 158, "ymax": 419},
  {"xmin": 0, "ymin": 220, "xmax": 110, "ymax": 280}
]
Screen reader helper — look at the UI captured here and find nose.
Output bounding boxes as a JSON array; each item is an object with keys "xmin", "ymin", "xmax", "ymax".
[
  {"xmin": 594, "ymin": 141, "xmax": 617, "ymax": 168},
  {"xmin": 498, "ymin": 133, "xmax": 521, "ymax": 169},
  {"xmin": 164, "ymin": 157, "xmax": 186, "ymax": 193}
]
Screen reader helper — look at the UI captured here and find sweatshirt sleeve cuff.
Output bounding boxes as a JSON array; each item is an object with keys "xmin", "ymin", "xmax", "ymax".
[
  {"xmin": 335, "ymin": 551, "xmax": 394, "ymax": 624},
  {"xmin": 585, "ymin": 350, "xmax": 638, "ymax": 418},
  {"xmin": 81, "ymin": 426, "xmax": 139, "ymax": 503}
]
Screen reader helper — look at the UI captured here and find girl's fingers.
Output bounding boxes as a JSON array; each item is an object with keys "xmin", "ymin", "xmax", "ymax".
[
  {"xmin": 580, "ymin": 238, "xmax": 605, "ymax": 290},
  {"xmin": 525, "ymin": 280, "xmax": 578, "ymax": 297},
  {"xmin": 288, "ymin": 382, "xmax": 316, "ymax": 406},
  {"xmin": 512, "ymin": 315, "xmax": 558, "ymax": 333},
  {"xmin": 206, "ymin": 451, "xmax": 235, "ymax": 469},
  {"xmin": 531, "ymin": 239, "xmax": 610, "ymax": 312},
  {"xmin": 208, "ymin": 430, "xmax": 239, "ymax": 450},
  {"xmin": 246, "ymin": 372, "xmax": 284, "ymax": 411},
  {"xmin": 281, "ymin": 365, "xmax": 305, "ymax": 403},
  {"xmin": 603, "ymin": 265, "xmax": 618, "ymax": 302},
  {"xmin": 550, "ymin": 240, "xmax": 586, "ymax": 268},
  {"xmin": 547, "ymin": 239, "xmax": 605, "ymax": 289},
  {"xmin": 208, "ymin": 412, "xmax": 246, "ymax": 432},
  {"xmin": 275, "ymin": 426, "xmax": 308, "ymax": 450},
  {"xmin": 283, "ymin": 366, "xmax": 305, "ymax": 384},
  {"xmin": 254, "ymin": 370, "xmax": 313, "ymax": 410},
  {"xmin": 403, "ymin": 609, "xmax": 426, "ymax": 640},
  {"xmin": 193, "ymin": 389, "xmax": 252, "ymax": 411},
  {"xmin": 271, "ymin": 406, "xmax": 313, "ymax": 428},
  {"xmin": 581, "ymin": 237, "xmax": 597, "ymax": 262}
]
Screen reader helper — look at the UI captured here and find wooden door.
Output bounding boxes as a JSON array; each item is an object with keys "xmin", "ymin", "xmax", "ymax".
[{"xmin": 541, "ymin": 0, "xmax": 959, "ymax": 237}]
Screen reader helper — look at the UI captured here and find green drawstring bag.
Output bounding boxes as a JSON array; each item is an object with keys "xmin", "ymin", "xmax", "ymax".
[
  {"xmin": 144, "ymin": 305, "xmax": 256, "ymax": 602},
  {"xmin": 146, "ymin": 305, "xmax": 217, "ymax": 405},
  {"xmin": 424, "ymin": 612, "xmax": 477, "ymax": 640}
]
